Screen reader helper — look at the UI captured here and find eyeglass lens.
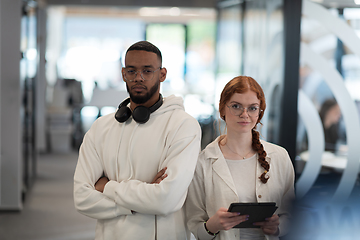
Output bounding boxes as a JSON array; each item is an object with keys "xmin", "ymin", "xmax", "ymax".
[
  {"xmin": 124, "ymin": 68, "xmax": 159, "ymax": 81},
  {"xmin": 228, "ymin": 104, "xmax": 260, "ymax": 117}
]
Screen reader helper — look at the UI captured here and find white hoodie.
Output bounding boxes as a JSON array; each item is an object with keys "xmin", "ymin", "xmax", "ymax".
[{"xmin": 74, "ymin": 95, "xmax": 201, "ymax": 240}]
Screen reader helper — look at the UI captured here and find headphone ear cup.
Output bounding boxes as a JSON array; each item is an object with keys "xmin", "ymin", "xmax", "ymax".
[
  {"xmin": 132, "ymin": 106, "xmax": 151, "ymax": 124},
  {"xmin": 115, "ymin": 106, "xmax": 132, "ymax": 123},
  {"xmin": 115, "ymin": 95, "xmax": 163, "ymax": 124}
]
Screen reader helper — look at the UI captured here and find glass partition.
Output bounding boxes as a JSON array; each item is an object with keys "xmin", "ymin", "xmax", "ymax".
[
  {"xmin": 290, "ymin": 1, "xmax": 360, "ymax": 239},
  {"xmin": 215, "ymin": 1, "xmax": 242, "ymax": 111}
]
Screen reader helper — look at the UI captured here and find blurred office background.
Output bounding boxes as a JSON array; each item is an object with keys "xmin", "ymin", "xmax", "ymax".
[{"xmin": 1, "ymin": 0, "xmax": 360, "ymax": 239}]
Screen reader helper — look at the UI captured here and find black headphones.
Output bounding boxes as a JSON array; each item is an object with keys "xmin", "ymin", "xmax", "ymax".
[{"xmin": 114, "ymin": 94, "xmax": 163, "ymax": 124}]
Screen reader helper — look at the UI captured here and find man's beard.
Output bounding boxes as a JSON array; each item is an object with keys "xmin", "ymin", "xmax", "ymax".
[{"xmin": 126, "ymin": 80, "xmax": 159, "ymax": 104}]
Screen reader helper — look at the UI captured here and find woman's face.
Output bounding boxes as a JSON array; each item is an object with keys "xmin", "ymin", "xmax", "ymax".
[{"xmin": 223, "ymin": 91, "xmax": 261, "ymax": 134}]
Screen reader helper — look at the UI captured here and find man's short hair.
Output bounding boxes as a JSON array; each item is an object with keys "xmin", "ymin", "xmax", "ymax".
[{"xmin": 126, "ymin": 41, "xmax": 162, "ymax": 64}]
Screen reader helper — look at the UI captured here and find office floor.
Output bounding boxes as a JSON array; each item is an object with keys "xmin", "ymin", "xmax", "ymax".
[{"xmin": 0, "ymin": 151, "xmax": 96, "ymax": 240}]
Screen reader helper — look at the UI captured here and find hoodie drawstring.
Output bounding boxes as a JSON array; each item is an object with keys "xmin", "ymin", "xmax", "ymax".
[
  {"xmin": 126, "ymin": 123, "xmax": 139, "ymax": 181},
  {"xmin": 115, "ymin": 123, "xmax": 126, "ymax": 181},
  {"xmin": 115, "ymin": 121, "xmax": 139, "ymax": 181}
]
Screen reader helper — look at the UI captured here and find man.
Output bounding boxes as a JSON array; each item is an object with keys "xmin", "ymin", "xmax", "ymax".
[{"xmin": 74, "ymin": 41, "xmax": 201, "ymax": 240}]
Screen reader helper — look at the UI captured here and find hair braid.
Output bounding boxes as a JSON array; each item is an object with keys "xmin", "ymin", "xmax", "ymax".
[{"xmin": 251, "ymin": 129, "xmax": 269, "ymax": 183}]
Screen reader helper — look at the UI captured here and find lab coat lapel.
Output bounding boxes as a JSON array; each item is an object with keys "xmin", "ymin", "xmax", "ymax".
[
  {"xmin": 204, "ymin": 136, "xmax": 238, "ymax": 197},
  {"xmin": 212, "ymin": 154, "xmax": 238, "ymax": 197}
]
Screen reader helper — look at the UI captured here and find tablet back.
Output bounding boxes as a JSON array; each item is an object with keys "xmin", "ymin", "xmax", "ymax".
[{"xmin": 228, "ymin": 202, "xmax": 278, "ymax": 228}]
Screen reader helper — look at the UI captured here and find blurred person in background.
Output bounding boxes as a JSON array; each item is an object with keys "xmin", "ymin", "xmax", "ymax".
[{"xmin": 319, "ymin": 99, "xmax": 342, "ymax": 152}]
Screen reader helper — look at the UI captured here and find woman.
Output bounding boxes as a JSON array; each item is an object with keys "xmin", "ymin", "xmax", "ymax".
[
  {"xmin": 185, "ymin": 76, "xmax": 295, "ymax": 240},
  {"xmin": 319, "ymin": 99, "xmax": 342, "ymax": 152}
]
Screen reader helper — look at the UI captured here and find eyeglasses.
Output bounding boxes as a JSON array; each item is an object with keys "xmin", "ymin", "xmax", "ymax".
[
  {"xmin": 226, "ymin": 103, "xmax": 261, "ymax": 117},
  {"xmin": 123, "ymin": 67, "xmax": 161, "ymax": 82}
]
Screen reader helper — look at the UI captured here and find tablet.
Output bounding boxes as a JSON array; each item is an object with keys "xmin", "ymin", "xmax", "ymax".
[{"xmin": 228, "ymin": 202, "xmax": 278, "ymax": 228}]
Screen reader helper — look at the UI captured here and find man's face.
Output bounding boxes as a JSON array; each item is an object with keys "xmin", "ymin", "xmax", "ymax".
[{"xmin": 123, "ymin": 50, "xmax": 165, "ymax": 105}]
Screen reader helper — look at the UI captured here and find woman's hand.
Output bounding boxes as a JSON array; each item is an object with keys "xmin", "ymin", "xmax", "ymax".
[
  {"xmin": 205, "ymin": 207, "xmax": 249, "ymax": 234},
  {"xmin": 151, "ymin": 167, "xmax": 168, "ymax": 184},
  {"xmin": 253, "ymin": 214, "xmax": 280, "ymax": 236}
]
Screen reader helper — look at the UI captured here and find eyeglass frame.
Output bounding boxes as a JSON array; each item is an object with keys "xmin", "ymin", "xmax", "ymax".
[
  {"xmin": 123, "ymin": 67, "xmax": 161, "ymax": 82},
  {"xmin": 226, "ymin": 103, "xmax": 262, "ymax": 117}
]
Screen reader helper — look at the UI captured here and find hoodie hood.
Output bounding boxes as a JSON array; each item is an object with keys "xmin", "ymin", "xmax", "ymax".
[{"xmin": 152, "ymin": 94, "xmax": 185, "ymax": 116}]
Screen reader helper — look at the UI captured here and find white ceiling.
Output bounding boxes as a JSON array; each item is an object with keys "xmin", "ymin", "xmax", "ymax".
[
  {"xmin": 311, "ymin": 0, "xmax": 360, "ymax": 8},
  {"xmin": 44, "ymin": 0, "xmax": 360, "ymax": 9}
]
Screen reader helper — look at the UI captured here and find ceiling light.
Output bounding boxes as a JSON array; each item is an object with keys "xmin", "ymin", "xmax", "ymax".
[
  {"xmin": 139, "ymin": 7, "xmax": 159, "ymax": 17},
  {"xmin": 169, "ymin": 7, "xmax": 180, "ymax": 16}
]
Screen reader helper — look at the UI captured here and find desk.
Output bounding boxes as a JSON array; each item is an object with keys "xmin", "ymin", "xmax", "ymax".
[{"xmin": 299, "ymin": 151, "xmax": 349, "ymax": 171}]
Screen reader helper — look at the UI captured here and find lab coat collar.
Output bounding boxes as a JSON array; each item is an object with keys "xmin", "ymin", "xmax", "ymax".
[{"xmin": 203, "ymin": 136, "xmax": 275, "ymax": 198}]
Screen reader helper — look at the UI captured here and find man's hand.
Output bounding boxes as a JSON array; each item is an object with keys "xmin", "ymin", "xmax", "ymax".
[
  {"xmin": 95, "ymin": 176, "xmax": 109, "ymax": 193},
  {"xmin": 151, "ymin": 167, "xmax": 168, "ymax": 184},
  {"xmin": 95, "ymin": 167, "xmax": 167, "ymax": 193},
  {"xmin": 253, "ymin": 214, "xmax": 280, "ymax": 236}
]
